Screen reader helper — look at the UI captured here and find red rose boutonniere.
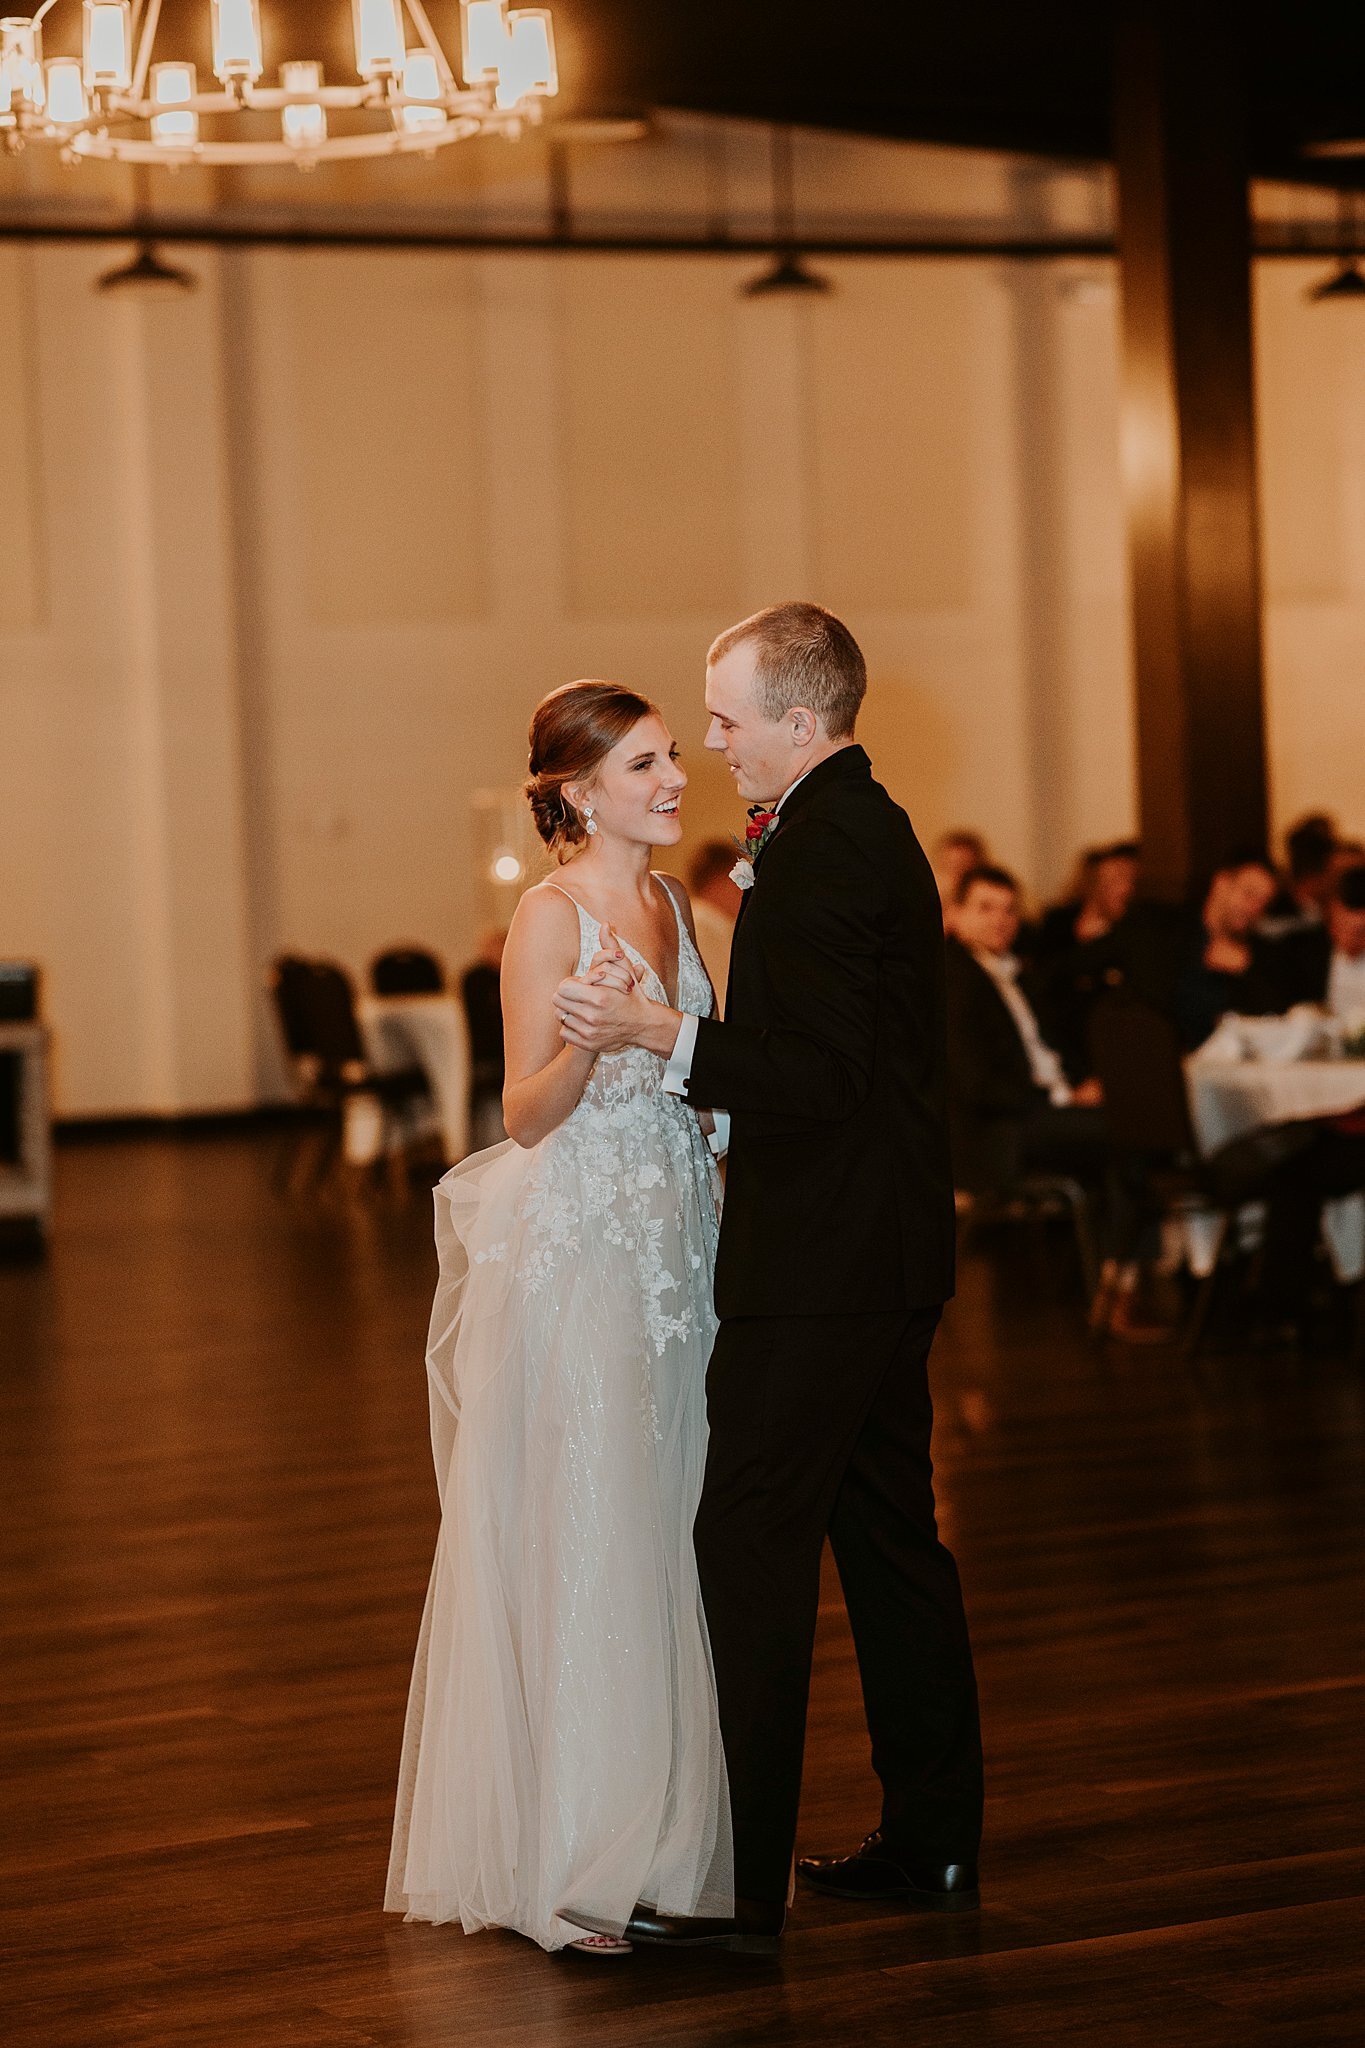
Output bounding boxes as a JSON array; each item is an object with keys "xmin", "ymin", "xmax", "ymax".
[
  {"xmin": 745, "ymin": 807, "xmax": 781, "ymax": 855},
  {"xmin": 730, "ymin": 806, "xmax": 780, "ymax": 892}
]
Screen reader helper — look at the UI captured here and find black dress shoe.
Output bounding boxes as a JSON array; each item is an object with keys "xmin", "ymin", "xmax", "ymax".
[
  {"xmin": 798, "ymin": 1831, "xmax": 979, "ymax": 1912},
  {"xmin": 562, "ymin": 1898, "xmax": 784, "ymax": 1955}
]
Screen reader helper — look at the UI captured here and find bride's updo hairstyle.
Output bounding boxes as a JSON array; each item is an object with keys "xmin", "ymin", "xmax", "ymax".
[{"xmin": 525, "ymin": 679, "xmax": 655, "ymax": 861}]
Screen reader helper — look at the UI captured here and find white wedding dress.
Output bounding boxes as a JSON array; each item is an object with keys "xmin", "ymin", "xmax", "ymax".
[{"xmin": 385, "ymin": 880, "xmax": 733, "ymax": 1950}]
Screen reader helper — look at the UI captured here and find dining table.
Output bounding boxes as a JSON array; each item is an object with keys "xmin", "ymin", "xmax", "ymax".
[{"xmin": 1185, "ymin": 1040, "xmax": 1365, "ymax": 1282}]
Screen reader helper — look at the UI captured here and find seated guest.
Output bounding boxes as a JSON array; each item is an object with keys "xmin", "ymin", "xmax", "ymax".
[
  {"xmin": 686, "ymin": 840, "xmax": 742, "ymax": 1015},
  {"xmin": 1261, "ymin": 812, "xmax": 1338, "ymax": 939},
  {"xmin": 945, "ymin": 865, "xmax": 1104, "ymax": 1193},
  {"xmin": 932, "ymin": 829, "xmax": 989, "ymax": 931},
  {"xmin": 1264, "ymin": 814, "xmax": 1342, "ymax": 995},
  {"xmin": 1028, "ymin": 841, "xmax": 1144, "ymax": 1078},
  {"xmin": 946, "ymin": 867, "xmax": 1163, "ymax": 1339},
  {"xmin": 1173, "ymin": 856, "xmax": 1281, "ymax": 1049},
  {"xmin": 1273, "ymin": 863, "xmax": 1365, "ymax": 1015},
  {"xmin": 1036, "ymin": 841, "xmax": 1143, "ymax": 953}
]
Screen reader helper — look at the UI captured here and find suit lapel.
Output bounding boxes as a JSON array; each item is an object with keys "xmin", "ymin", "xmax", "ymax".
[{"xmin": 723, "ymin": 748, "xmax": 871, "ymax": 1017}]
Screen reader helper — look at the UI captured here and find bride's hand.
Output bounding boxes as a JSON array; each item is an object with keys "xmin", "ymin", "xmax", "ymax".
[
  {"xmin": 555, "ymin": 945, "xmax": 652, "ymax": 1055},
  {"xmin": 556, "ymin": 927, "xmax": 683, "ymax": 1059},
  {"xmin": 583, "ymin": 928, "xmax": 639, "ymax": 995}
]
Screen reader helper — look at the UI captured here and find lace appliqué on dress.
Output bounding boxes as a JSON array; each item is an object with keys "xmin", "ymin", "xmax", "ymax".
[{"xmin": 508, "ymin": 887, "xmax": 720, "ymax": 1363}]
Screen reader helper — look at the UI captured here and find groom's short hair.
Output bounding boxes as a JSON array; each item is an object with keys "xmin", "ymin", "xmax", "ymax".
[{"xmin": 708, "ymin": 601, "xmax": 866, "ymax": 738}]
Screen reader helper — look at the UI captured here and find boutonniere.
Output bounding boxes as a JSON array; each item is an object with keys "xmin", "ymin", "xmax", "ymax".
[{"xmin": 730, "ymin": 806, "xmax": 779, "ymax": 891}]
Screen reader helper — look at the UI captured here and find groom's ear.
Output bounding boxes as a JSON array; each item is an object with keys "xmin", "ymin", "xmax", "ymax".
[{"xmin": 789, "ymin": 707, "xmax": 818, "ymax": 746}]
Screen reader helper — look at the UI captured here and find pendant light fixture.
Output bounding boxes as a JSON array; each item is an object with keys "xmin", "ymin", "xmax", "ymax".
[{"xmin": 743, "ymin": 127, "xmax": 831, "ymax": 298}]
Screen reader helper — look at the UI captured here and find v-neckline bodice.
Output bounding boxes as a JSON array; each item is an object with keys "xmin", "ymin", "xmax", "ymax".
[{"xmin": 550, "ymin": 873, "xmax": 686, "ymax": 1010}]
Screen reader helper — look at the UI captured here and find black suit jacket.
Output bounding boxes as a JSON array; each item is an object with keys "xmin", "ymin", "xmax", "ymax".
[
  {"xmin": 942, "ymin": 935, "xmax": 1041, "ymax": 1194},
  {"xmin": 1024, "ymin": 901, "xmax": 1184, "ymax": 1081},
  {"xmin": 683, "ymin": 746, "xmax": 955, "ymax": 1319},
  {"xmin": 1268, "ymin": 923, "xmax": 1332, "ymax": 1009}
]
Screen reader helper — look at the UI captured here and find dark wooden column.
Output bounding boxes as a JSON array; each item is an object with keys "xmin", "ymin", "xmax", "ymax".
[{"xmin": 1113, "ymin": 2, "xmax": 1270, "ymax": 901}]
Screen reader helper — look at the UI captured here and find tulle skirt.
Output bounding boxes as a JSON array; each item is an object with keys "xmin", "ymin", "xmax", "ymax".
[{"xmin": 385, "ymin": 1109, "xmax": 732, "ymax": 1950}]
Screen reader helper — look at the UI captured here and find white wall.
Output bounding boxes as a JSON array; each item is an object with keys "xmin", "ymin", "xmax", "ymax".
[
  {"xmin": 9, "ymin": 208, "xmax": 1359, "ymax": 1116},
  {"xmin": 1, "ymin": 242, "xmax": 255, "ymax": 1115},
  {"xmin": 1255, "ymin": 260, "xmax": 1365, "ymax": 841}
]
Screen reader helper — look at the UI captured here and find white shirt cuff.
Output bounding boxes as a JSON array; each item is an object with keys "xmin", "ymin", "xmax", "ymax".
[
  {"xmin": 662, "ymin": 1011, "xmax": 700, "ymax": 1097},
  {"xmin": 707, "ymin": 1110, "xmax": 731, "ymax": 1159}
]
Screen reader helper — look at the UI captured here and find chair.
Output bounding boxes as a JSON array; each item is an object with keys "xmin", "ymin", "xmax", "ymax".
[
  {"xmin": 270, "ymin": 955, "xmax": 320, "ymax": 1070},
  {"xmin": 305, "ymin": 961, "xmax": 432, "ymax": 1173},
  {"xmin": 0, "ymin": 961, "xmax": 40, "ymax": 1023},
  {"xmin": 370, "ymin": 946, "xmax": 446, "ymax": 996},
  {"xmin": 0, "ymin": 1019, "xmax": 52, "ymax": 1250},
  {"xmin": 1088, "ymin": 994, "xmax": 1300, "ymax": 1353},
  {"xmin": 958, "ymin": 1173, "xmax": 1101, "ymax": 1309},
  {"xmin": 268, "ymin": 957, "xmax": 431, "ymax": 1193},
  {"xmin": 268, "ymin": 955, "xmax": 326, "ymax": 1192}
]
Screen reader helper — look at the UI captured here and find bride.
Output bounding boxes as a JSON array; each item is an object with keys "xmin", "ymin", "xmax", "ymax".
[{"xmin": 385, "ymin": 679, "xmax": 732, "ymax": 1956}]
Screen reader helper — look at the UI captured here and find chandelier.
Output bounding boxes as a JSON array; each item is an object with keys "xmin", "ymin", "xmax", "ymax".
[{"xmin": 0, "ymin": 1, "xmax": 558, "ymax": 166}]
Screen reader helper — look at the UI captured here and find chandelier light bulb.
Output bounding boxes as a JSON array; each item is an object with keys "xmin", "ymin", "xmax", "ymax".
[
  {"xmin": 44, "ymin": 55, "xmax": 87, "ymax": 124},
  {"xmin": 495, "ymin": 9, "xmax": 555, "ymax": 108},
  {"xmin": 510, "ymin": 10, "xmax": 556, "ymax": 94},
  {"xmin": 82, "ymin": 1, "xmax": 130, "ymax": 92},
  {"xmin": 461, "ymin": 0, "xmax": 507, "ymax": 85},
  {"xmin": 352, "ymin": 0, "xmax": 405, "ymax": 81},
  {"xmin": 398, "ymin": 47, "xmax": 445, "ymax": 132},
  {"xmin": 491, "ymin": 853, "xmax": 524, "ymax": 884},
  {"xmin": 210, "ymin": 0, "xmax": 263, "ymax": 86},
  {"xmin": 1, "ymin": 17, "xmax": 46, "ymax": 112},
  {"xmin": 280, "ymin": 59, "xmax": 326, "ymax": 149},
  {"xmin": 150, "ymin": 61, "xmax": 197, "ymax": 147}
]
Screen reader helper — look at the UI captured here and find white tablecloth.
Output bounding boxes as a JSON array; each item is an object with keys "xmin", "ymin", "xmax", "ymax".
[
  {"xmin": 1186, "ymin": 1055, "xmax": 1365, "ymax": 1282},
  {"xmin": 345, "ymin": 993, "xmax": 471, "ymax": 1167}
]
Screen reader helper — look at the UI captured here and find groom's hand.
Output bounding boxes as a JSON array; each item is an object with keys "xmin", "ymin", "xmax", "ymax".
[{"xmin": 555, "ymin": 973, "xmax": 648, "ymax": 1055}]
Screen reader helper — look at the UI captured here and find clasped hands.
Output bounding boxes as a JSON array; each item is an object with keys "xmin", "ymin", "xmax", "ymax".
[{"xmin": 555, "ymin": 927, "xmax": 661, "ymax": 1056}]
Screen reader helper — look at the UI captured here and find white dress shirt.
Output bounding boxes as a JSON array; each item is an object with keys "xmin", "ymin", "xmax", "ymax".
[
  {"xmin": 972, "ymin": 947, "xmax": 1073, "ymax": 1107},
  {"xmin": 1327, "ymin": 948, "xmax": 1365, "ymax": 1021}
]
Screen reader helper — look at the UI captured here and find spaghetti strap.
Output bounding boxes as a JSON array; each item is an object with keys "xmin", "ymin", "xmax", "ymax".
[
  {"xmin": 652, "ymin": 872, "xmax": 689, "ymax": 940},
  {"xmin": 544, "ymin": 876, "xmax": 681, "ymax": 933}
]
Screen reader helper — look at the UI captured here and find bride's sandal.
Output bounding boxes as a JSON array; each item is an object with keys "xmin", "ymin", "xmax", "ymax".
[{"xmin": 566, "ymin": 1934, "xmax": 634, "ymax": 1958}]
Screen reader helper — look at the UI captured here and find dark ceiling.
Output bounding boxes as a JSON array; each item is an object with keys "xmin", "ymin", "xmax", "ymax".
[
  {"xmin": 553, "ymin": 1, "xmax": 1365, "ymax": 183},
  {"xmin": 29, "ymin": 1, "xmax": 1365, "ymax": 184}
]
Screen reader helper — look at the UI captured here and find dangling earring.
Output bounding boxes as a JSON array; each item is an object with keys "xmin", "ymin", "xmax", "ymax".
[{"xmin": 583, "ymin": 803, "xmax": 598, "ymax": 836}]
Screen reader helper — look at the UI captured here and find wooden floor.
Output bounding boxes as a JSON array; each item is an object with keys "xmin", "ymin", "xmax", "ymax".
[{"xmin": 3, "ymin": 1131, "xmax": 1364, "ymax": 2046}]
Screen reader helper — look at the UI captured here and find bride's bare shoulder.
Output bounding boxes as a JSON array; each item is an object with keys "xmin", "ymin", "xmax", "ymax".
[{"xmin": 505, "ymin": 882, "xmax": 582, "ymax": 967}]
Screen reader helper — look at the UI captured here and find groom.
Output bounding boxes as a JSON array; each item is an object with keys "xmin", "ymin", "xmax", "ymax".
[{"xmin": 556, "ymin": 602, "xmax": 983, "ymax": 1951}]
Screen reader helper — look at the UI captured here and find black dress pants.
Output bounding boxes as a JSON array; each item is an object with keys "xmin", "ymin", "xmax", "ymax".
[{"xmin": 693, "ymin": 1306, "xmax": 984, "ymax": 1907}]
